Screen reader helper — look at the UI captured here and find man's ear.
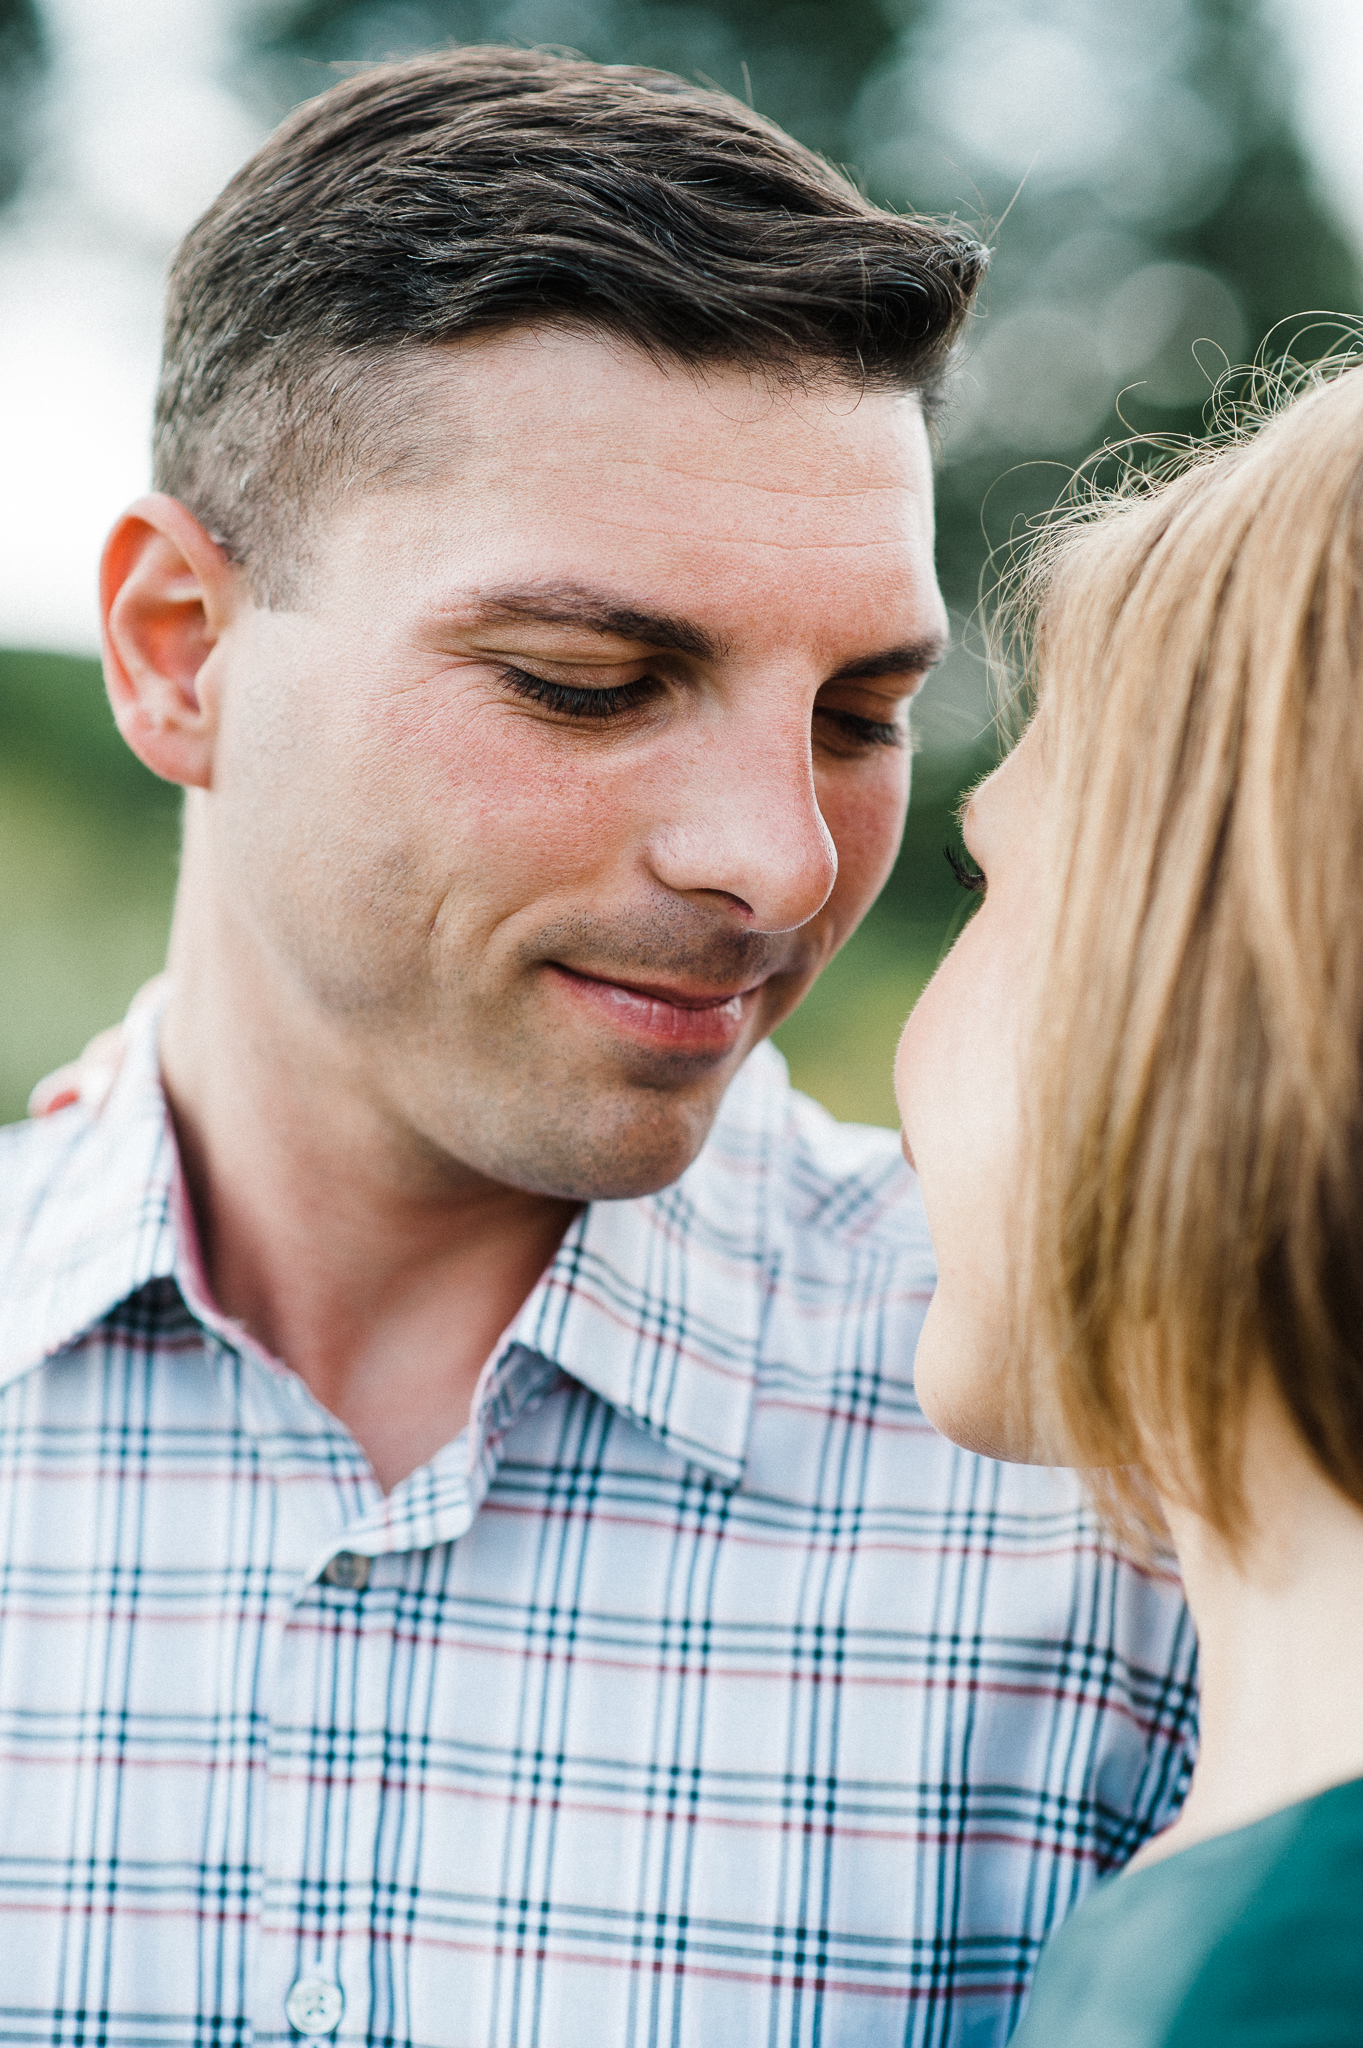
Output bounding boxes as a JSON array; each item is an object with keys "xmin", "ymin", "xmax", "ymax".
[{"xmin": 101, "ymin": 493, "xmax": 245, "ymax": 790}]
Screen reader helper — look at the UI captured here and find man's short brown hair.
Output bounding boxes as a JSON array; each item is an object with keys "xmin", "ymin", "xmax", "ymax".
[{"xmin": 154, "ymin": 45, "xmax": 985, "ymax": 603}]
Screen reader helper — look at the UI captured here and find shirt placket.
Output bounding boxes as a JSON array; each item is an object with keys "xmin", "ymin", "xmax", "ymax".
[
  {"xmin": 253, "ymin": 1537, "xmax": 396, "ymax": 2046},
  {"xmin": 247, "ymin": 1346, "xmax": 559, "ymax": 2046}
]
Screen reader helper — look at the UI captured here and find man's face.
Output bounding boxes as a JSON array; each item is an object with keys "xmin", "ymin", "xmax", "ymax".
[{"xmin": 199, "ymin": 327, "xmax": 946, "ymax": 1199}]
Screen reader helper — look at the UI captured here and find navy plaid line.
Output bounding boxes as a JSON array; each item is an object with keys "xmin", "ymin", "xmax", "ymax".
[{"xmin": 0, "ymin": 1016, "xmax": 1197, "ymax": 2046}]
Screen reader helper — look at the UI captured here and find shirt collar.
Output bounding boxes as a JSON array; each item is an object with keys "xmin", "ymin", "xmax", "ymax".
[
  {"xmin": 509, "ymin": 1042, "xmax": 784, "ymax": 1481},
  {"xmin": 0, "ymin": 1001, "xmax": 785, "ymax": 1485},
  {"xmin": 0, "ymin": 1003, "xmax": 180, "ymax": 1386}
]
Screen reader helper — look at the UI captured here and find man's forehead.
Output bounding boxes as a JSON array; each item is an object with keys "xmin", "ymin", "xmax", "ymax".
[
  {"xmin": 310, "ymin": 329, "xmax": 944, "ymax": 651},
  {"xmin": 380, "ymin": 325, "xmax": 934, "ymax": 506}
]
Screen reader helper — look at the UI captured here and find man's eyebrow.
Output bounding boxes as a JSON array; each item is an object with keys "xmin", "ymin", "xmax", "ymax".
[
  {"xmin": 462, "ymin": 584, "xmax": 722, "ymax": 663},
  {"xmin": 461, "ymin": 587, "xmax": 945, "ymax": 681},
  {"xmin": 824, "ymin": 637, "xmax": 947, "ymax": 684}
]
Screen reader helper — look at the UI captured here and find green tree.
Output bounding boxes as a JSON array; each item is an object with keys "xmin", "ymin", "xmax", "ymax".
[
  {"xmin": 865, "ymin": 0, "xmax": 1363, "ymax": 623},
  {"xmin": 256, "ymin": 0, "xmax": 909, "ymax": 166},
  {"xmin": 0, "ymin": 0, "xmax": 43, "ymax": 206}
]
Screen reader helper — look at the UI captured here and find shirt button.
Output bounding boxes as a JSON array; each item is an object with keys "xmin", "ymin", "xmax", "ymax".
[
  {"xmin": 285, "ymin": 1976, "xmax": 345, "ymax": 2036},
  {"xmin": 321, "ymin": 1550, "xmax": 370, "ymax": 1591}
]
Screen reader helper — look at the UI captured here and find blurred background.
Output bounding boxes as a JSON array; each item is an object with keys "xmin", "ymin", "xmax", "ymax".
[{"xmin": 2, "ymin": 0, "xmax": 1361, "ymax": 1126}]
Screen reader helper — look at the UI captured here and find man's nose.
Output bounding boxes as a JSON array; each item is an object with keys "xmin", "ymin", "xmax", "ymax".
[{"xmin": 643, "ymin": 708, "xmax": 838, "ymax": 933}]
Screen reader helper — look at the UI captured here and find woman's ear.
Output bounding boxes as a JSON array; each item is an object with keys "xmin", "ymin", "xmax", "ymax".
[{"xmin": 101, "ymin": 493, "xmax": 244, "ymax": 790}]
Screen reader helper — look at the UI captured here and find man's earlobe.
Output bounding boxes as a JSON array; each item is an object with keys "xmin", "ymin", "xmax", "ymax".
[{"xmin": 101, "ymin": 493, "xmax": 242, "ymax": 791}]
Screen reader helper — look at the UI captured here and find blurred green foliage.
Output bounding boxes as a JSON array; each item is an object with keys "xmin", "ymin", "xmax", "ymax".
[
  {"xmin": 0, "ymin": 0, "xmax": 42, "ymax": 207},
  {"xmin": 259, "ymin": 0, "xmax": 905, "ymax": 163},
  {"xmin": 0, "ymin": 651, "xmax": 180, "ymax": 1123},
  {"xmin": 2, "ymin": 0, "xmax": 1360, "ymax": 1124},
  {"xmin": 0, "ymin": 649, "xmax": 172, "ymax": 815}
]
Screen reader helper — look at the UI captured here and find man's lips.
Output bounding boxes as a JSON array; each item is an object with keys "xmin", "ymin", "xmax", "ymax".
[{"xmin": 546, "ymin": 962, "xmax": 765, "ymax": 1054}]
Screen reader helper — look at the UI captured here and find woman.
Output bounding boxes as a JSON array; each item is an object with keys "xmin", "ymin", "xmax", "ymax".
[{"xmin": 896, "ymin": 362, "xmax": 1363, "ymax": 2043}]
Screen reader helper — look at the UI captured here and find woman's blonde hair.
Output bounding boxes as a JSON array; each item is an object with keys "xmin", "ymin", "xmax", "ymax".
[{"xmin": 1017, "ymin": 359, "xmax": 1363, "ymax": 1541}]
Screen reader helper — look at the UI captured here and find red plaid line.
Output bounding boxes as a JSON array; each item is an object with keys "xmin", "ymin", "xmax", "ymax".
[{"xmin": 0, "ymin": 1008, "xmax": 1197, "ymax": 2046}]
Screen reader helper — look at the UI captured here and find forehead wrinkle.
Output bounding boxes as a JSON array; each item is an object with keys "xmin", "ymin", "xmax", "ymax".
[
  {"xmin": 516, "ymin": 451, "xmax": 921, "ymax": 504},
  {"xmin": 504, "ymin": 507, "xmax": 926, "ymax": 553}
]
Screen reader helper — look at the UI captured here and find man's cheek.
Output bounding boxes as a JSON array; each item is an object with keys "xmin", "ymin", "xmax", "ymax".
[
  {"xmin": 822, "ymin": 768, "xmax": 909, "ymax": 914},
  {"xmin": 452, "ymin": 750, "xmax": 645, "ymax": 885}
]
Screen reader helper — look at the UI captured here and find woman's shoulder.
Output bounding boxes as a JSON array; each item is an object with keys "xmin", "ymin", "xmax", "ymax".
[{"xmin": 1011, "ymin": 1775, "xmax": 1363, "ymax": 2047}]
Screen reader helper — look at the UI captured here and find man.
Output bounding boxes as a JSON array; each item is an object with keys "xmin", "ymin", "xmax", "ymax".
[{"xmin": 1, "ymin": 49, "xmax": 1196, "ymax": 2048}]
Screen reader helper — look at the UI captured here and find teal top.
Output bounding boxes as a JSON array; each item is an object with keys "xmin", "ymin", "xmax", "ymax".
[{"xmin": 1011, "ymin": 1776, "xmax": 1363, "ymax": 2046}]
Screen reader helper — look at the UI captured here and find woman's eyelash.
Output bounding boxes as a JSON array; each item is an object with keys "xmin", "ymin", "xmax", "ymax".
[
  {"xmin": 498, "ymin": 666, "xmax": 658, "ymax": 719},
  {"xmin": 945, "ymin": 844, "xmax": 987, "ymax": 895}
]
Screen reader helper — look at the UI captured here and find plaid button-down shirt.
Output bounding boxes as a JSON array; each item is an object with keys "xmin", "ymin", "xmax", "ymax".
[{"xmin": 0, "ymin": 1004, "xmax": 1197, "ymax": 2047}]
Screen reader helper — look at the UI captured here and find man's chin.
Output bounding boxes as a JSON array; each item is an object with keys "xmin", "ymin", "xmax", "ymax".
[
  {"xmin": 399, "ymin": 1047, "xmax": 741, "ymax": 1204},
  {"xmin": 515, "ymin": 1071, "xmax": 737, "ymax": 1203}
]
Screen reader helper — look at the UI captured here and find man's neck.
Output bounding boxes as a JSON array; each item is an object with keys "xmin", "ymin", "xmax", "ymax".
[
  {"xmin": 1130, "ymin": 1379, "xmax": 1363, "ymax": 1871},
  {"xmin": 158, "ymin": 927, "xmax": 579, "ymax": 1493}
]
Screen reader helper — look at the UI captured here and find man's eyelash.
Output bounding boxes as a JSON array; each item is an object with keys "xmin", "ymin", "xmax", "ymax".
[
  {"xmin": 498, "ymin": 666, "xmax": 658, "ymax": 719},
  {"xmin": 945, "ymin": 844, "xmax": 987, "ymax": 895},
  {"xmin": 820, "ymin": 709, "xmax": 905, "ymax": 749},
  {"xmin": 499, "ymin": 670, "xmax": 906, "ymax": 748}
]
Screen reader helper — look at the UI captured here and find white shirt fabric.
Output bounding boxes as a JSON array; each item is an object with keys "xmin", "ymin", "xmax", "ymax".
[{"xmin": 0, "ymin": 1003, "xmax": 1197, "ymax": 2046}]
